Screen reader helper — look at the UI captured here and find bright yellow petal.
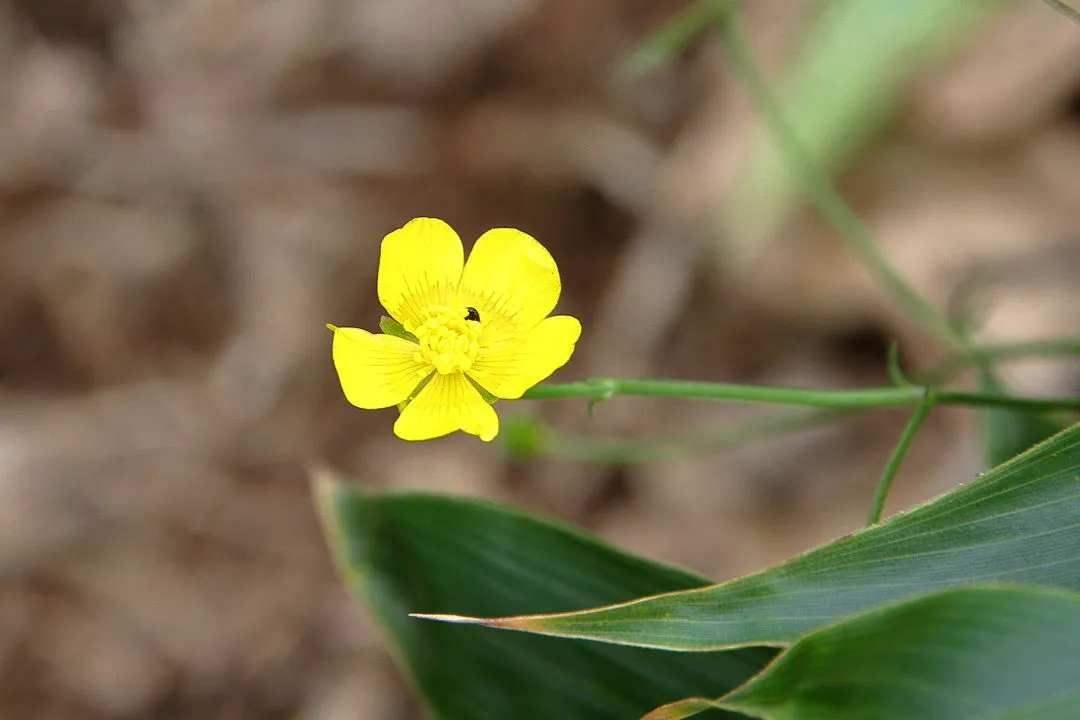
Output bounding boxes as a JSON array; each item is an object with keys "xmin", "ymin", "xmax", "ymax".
[
  {"xmin": 394, "ymin": 372, "xmax": 499, "ymax": 442},
  {"xmin": 330, "ymin": 326, "xmax": 428, "ymax": 409},
  {"xmin": 378, "ymin": 218, "xmax": 464, "ymax": 331},
  {"xmin": 458, "ymin": 227, "xmax": 561, "ymax": 340},
  {"xmin": 468, "ymin": 315, "xmax": 581, "ymax": 399}
]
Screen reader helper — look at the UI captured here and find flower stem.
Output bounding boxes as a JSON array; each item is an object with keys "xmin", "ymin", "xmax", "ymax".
[
  {"xmin": 975, "ymin": 338, "xmax": 1080, "ymax": 360},
  {"xmin": 622, "ymin": 0, "xmax": 733, "ymax": 78},
  {"xmin": 524, "ymin": 378, "xmax": 1080, "ymax": 414},
  {"xmin": 923, "ymin": 338, "xmax": 1080, "ymax": 385},
  {"xmin": 717, "ymin": 12, "xmax": 969, "ymax": 354},
  {"xmin": 536, "ymin": 407, "xmax": 850, "ymax": 464},
  {"xmin": 867, "ymin": 391, "xmax": 934, "ymax": 525},
  {"xmin": 1044, "ymin": 0, "xmax": 1080, "ymax": 24}
]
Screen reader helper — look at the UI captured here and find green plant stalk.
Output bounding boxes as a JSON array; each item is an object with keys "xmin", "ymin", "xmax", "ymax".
[
  {"xmin": 541, "ymin": 407, "xmax": 850, "ymax": 464},
  {"xmin": 976, "ymin": 338, "xmax": 1080, "ymax": 360},
  {"xmin": 1044, "ymin": 0, "xmax": 1080, "ymax": 24},
  {"xmin": 716, "ymin": 11, "xmax": 967, "ymax": 354},
  {"xmin": 923, "ymin": 338, "xmax": 1080, "ymax": 384},
  {"xmin": 526, "ymin": 338, "xmax": 1080, "ymax": 465},
  {"xmin": 867, "ymin": 391, "xmax": 934, "ymax": 525},
  {"xmin": 524, "ymin": 377, "xmax": 1080, "ymax": 413},
  {"xmin": 623, "ymin": 0, "xmax": 733, "ymax": 78}
]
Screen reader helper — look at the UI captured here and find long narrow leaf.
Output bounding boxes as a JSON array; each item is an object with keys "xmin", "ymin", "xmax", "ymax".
[
  {"xmin": 647, "ymin": 585, "xmax": 1080, "ymax": 720},
  {"xmin": 316, "ymin": 477, "xmax": 774, "ymax": 720},
  {"xmin": 416, "ymin": 421, "xmax": 1080, "ymax": 650}
]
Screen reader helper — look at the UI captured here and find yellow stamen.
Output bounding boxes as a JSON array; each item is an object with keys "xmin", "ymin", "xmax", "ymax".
[{"xmin": 412, "ymin": 304, "xmax": 483, "ymax": 375}]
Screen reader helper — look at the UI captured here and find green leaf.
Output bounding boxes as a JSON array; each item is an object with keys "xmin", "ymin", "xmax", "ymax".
[
  {"xmin": 466, "ymin": 375, "xmax": 500, "ymax": 405},
  {"xmin": 380, "ymin": 315, "xmax": 419, "ymax": 343},
  {"xmin": 645, "ymin": 585, "xmax": 1080, "ymax": 720},
  {"xmin": 423, "ymin": 421, "xmax": 1080, "ymax": 650},
  {"xmin": 315, "ymin": 475, "xmax": 775, "ymax": 720},
  {"xmin": 977, "ymin": 365, "xmax": 1067, "ymax": 467}
]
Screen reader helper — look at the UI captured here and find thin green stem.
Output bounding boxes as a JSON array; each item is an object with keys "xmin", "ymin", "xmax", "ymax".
[
  {"xmin": 918, "ymin": 338, "xmax": 1080, "ymax": 386},
  {"xmin": 541, "ymin": 408, "xmax": 850, "ymax": 464},
  {"xmin": 523, "ymin": 378, "xmax": 1080, "ymax": 414},
  {"xmin": 623, "ymin": 0, "xmax": 733, "ymax": 78},
  {"xmin": 716, "ymin": 12, "xmax": 968, "ymax": 353},
  {"xmin": 867, "ymin": 391, "xmax": 934, "ymax": 525},
  {"xmin": 1044, "ymin": 0, "xmax": 1080, "ymax": 24},
  {"xmin": 976, "ymin": 338, "xmax": 1080, "ymax": 360},
  {"xmin": 527, "ymin": 378, "xmax": 916, "ymax": 406},
  {"xmin": 930, "ymin": 390, "xmax": 1078, "ymax": 412}
]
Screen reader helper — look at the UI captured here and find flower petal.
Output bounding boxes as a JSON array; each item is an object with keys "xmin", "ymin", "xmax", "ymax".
[
  {"xmin": 330, "ymin": 326, "xmax": 427, "ymax": 409},
  {"xmin": 468, "ymin": 315, "xmax": 582, "ymax": 399},
  {"xmin": 458, "ymin": 228, "xmax": 561, "ymax": 340},
  {"xmin": 394, "ymin": 372, "xmax": 500, "ymax": 442},
  {"xmin": 378, "ymin": 218, "xmax": 464, "ymax": 331}
]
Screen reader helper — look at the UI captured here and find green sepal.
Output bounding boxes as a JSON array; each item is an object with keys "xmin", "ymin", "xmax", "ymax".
[
  {"xmin": 397, "ymin": 373, "xmax": 433, "ymax": 411},
  {"xmin": 380, "ymin": 315, "xmax": 419, "ymax": 343}
]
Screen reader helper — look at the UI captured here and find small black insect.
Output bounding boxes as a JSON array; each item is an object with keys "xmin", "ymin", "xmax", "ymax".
[{"xmin": 464, "ymin": 306, "xmax": 481, "ymax": 322}]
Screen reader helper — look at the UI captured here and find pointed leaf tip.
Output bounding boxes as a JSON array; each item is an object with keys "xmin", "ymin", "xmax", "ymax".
[
  {"xmin": 640, "ymin": 698, "xmax": 716, "ymax": 720},
  {"xmin": 308, "ymin": 465, "xmax": 347, "ymax": 506},
  {"xmin": 409, "ymin": 612, "xmax": 545, "ymax": 632},
  {"xmin": 409, "ymin": 613, "xmax": 488, "ymax": 625},
  {"xmin": 324, "ymin": 490, "xmax": 771, "ymax": 719}
]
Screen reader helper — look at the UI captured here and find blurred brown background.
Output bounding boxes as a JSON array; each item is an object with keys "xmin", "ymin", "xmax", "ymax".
[{"xmin": 2, "ymin": 0, "xmax": 1080, "ymax": 717}]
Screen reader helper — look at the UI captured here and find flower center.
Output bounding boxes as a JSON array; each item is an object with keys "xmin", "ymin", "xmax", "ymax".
[{"xmin": 411, "ymin": 304, "xmax": 483, "ymax": 375}]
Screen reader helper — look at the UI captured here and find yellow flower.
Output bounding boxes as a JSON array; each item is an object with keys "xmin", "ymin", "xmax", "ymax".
[{"xmin": 329, "ymin": 217, "xmax": 582, "ymax": 442}]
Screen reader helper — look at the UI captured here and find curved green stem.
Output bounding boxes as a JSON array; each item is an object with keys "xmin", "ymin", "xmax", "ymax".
[
  {"xmin": 717, "ymin": 13, "xmax": 969, "ymax": 354},
  {"xmin": 535, "ymin": 407, "xmax": 850, "ymax": 464},
  {"xmin": 924, "ymin": 339, "xmax": 1080, "ymax": 384},
  {"xmin": 1044, "ymin": 0, "xmax": 1080, "ymax": 24},
  {"xmin": 867, "ymin": 391, "xmax": 934, "ymax": 525},
  {"xmin": 623, "ymin": 0, "xmax": 733, "ymax": 78},
  {"xmin": 524, "ymin": 378, "xmax": 1080, "ymax": 414},
  {"xmin": 976, "ymin": 338, "xmax": 1080, "ymax": 360}
]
